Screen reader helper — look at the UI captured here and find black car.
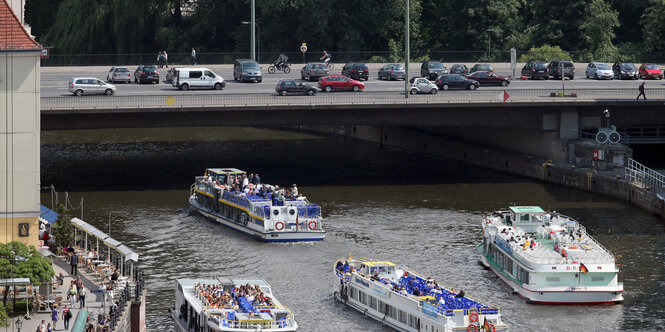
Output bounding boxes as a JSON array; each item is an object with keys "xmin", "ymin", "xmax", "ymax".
[
  {"xmin": 612, "ymin": 62, "xmax": 638, "ymax": 80},
  {"xmin": 449, "ymin": 64, "xmax": 469, "ymax": 75},
  {"xmin": 275, "ymin": 80, "xmax": 317, "ymax": 96},
  {"xmin": 134, "ymin": 65, "xmax": 159, "ymax": 84},
  {"xmin": 341, "ymin": 63, "xmax": 369, "ymax": 80},
  {"xmin": 521, "ymin": 61, "xmax": 549, "ymax": 79},
  {"xmin": 548, "ymin": 61, "xmax": 575, "ymax": 79},
  {"xmin": 434, "ymin": 74, "xmax": 479, "ymax": 90},
  {"xmin": 420, "ymin": 61, "xmax": 448, "ymax": 80}
]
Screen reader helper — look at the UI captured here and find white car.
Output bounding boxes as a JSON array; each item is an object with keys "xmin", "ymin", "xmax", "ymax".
[
  {"xmin": 68, "ymin": 77, "xmax": 116, "ymax": 96},
  {"xmin": 586, "ymin": 62, "xmax": 614, "ymax": 79},
  {"xmin": 409, "ymin": 77, "xmax": 438, "ymax": 94},
  {"xmin": 171, "ymin": 67, "xmax": 225, "ymax": 90},
  {"xmin": 106, "ymin": 66, "xmax": 131, "ymax": 83}
]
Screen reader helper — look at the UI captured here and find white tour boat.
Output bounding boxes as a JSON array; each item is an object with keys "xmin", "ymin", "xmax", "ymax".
[
  {"xmin": 478, "ymin": 206, "xmax": 623, "ymax": 304},
  {"xmin": 170, "ymin": 277, "xmax": 298, "ymax": 331},
  {"xmin": 190, "ymin": 168, "xmax": 325, "ymax": 242},
  {"xmin": 333, "ymin": 256, "xmax": 508, "ymax": 332}
]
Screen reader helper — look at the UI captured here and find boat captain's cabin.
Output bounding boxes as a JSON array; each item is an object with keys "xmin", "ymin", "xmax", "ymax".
[
  {"xmin": 505, "ymin": 206, "xmax": 548, "ymax": 233},
  {"xmin": 204, "ymin": 168, "xmax": 245, "ymax": 185},
  {"xmin": 359, "ymin": 261, "xmax": 397, "ymax": 281}
]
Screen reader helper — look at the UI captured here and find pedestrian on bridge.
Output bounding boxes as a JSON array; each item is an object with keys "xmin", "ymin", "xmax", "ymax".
[
  {"xmin": 163, "ymin": 51, "xmax": 169, "ymax": 68},
  {"xmin": 637, "ymin": 82, "xmax": 646, "ymax": 100},
  {"xmin": 191, "ymin": 47, "xmax": 197, "ymax": 65}
]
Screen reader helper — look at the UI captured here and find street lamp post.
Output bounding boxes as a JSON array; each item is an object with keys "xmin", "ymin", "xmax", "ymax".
[
  {"xmin": 405, "ymin": 0, "xmax": 410, "ymax": 99},
  {"xmin": 241, "ymin": 21, "xmax": 260, "ymax": 63},
  {"xmin": 486, "ymin": 28, "xmax": 494, "ymax": 60}
]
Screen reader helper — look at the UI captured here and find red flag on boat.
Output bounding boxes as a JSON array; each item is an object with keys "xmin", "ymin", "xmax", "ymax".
[{"xmin": 580, "ymin": 263, "xmax": 588, "ymax": 274}]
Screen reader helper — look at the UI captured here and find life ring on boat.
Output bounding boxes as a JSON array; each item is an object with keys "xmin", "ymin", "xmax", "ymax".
[
  {"xmin": 488, "ymin": 323, "xmax": 496, "ymax": 332},
  {"xmin": 308, "ymin": 220, "xmax": 318, "ymax": 230},
  {"xmin": 568, "ymin": 245, "xmax": 579, "ymax": 249},
  {"xmin": 469, "ymin": 312, "xmax": 479, "ymax": 322},
  {"xmin": 467, "ymin": 324, "xmax": 478, "ymax": 332},
  {"xmin": 275, "ymin": 221, "xmax": 284, "ymax": 231}
]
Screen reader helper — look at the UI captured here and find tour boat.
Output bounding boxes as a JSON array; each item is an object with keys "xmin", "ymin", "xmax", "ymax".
[
  {"xmin": 190, "ymin": 168, "xmax": 325, "ymax": 242},
  {"xmin": 333, "ymin": 256, "xmax": 508, "ymax": 332},
  {"xmin": 478, "ymin": 206, "xmax": 623, "ymax": 304},
  {"xmin": 170, "ymin": 277, "xmax": 298, "ymax": 331}
]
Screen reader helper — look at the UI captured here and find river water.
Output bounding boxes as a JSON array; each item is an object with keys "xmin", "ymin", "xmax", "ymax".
[{"xmin": 41, "ymin": 127, "xmax": 665, "ymax": 331}]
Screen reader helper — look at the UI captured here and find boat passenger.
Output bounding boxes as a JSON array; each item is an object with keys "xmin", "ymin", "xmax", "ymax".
[
  {"xmin": 243, "ymin": 174, "xmax": 249, "ymax": 188},
  {"xmin": 253, "ymin": 174, "xmax": 261, "ymax": 185},
  {"xmin": 413, "ymin": 287, "xmax": 422, "ymax": 296},
  {"xmin": 371, "ymin": 273, "xmax": 380, "ymax": 281},
  {"xmin": 292, "ymin": 184, "xmax": 298, "ymax": 196}
]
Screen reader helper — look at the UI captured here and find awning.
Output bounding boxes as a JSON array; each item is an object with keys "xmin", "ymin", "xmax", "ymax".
[
  {"xmin": 39, "ymin": 205, "xmax": 59, "ymax": 224},
  {"xmin": 0, "ymin": 278, "xmax": 31, "ymax": 286},
  {"xmin": 103, "ymin": 237, "xmax": 121, "ymax": 250},
  {"xmin": 125, "ymin": 252, "xmax": 139, "ymax": 262},
  {"xmin": 38, "ymin": 248, "xmax": 55, "ymax": 258},
  {"xmin": 116, "ymin": 244, "xmax": 133, "ymax": 257},
  {"xmin": 91, "ymin": 229, "xmax": 109, "ymax": 240}
]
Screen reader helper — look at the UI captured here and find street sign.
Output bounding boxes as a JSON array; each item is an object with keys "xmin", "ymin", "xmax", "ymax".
[
  {"xmin": 40, "ymin": 48, "xmax": 49, "ymax": 58},
  {"xmin": 300, "ymin": 43, "xmax": 307, "ymax": 53},
  {"xmin": 510, "ymin": 48, "xmax": 516, "ymax": 69}
]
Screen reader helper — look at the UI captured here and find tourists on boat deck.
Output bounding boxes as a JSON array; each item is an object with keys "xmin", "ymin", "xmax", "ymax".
[
  {"xmin": 412, "ymin": 287, "xmax": 422, "ymax": 296},
  {"xmin": 242, "ymin": 174, "xmax": 249, "ymax": 187},
  {"xmin": 291, "ymin": 184, "xmax": 298, "ymax": 196},
  {"xmin": 253, "ymin": 174, "xmax": 261, "ymax": 185}
]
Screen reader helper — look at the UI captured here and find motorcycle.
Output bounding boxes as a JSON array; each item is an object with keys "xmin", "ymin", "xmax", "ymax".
[{"xmin": 268, "ymin": 54, "xmax": 291, "ymax": 74}]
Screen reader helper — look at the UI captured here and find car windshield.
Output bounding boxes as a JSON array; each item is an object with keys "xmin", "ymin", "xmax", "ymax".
[
  {"xmin": 534, "ymin": 63, "xmax": 547, "ymax": 69},
  {"xmin": 646, "ymin": 64, "xmax": 659, "ymax": 70},
  {"xmin": 620, "ymin": 63, "xmax": 635, "ymax": 70},
  {"xmin": 116, "ymin": 68, "xmax": 129, "ymax": 72},
  {"xmin": 562, "ymin": 62, "xmax": 573, "ymax": 67},
  {"xmin": 355, "ymin": 64, "xmax": 368, "ymax": 70},
  {"xmin": 244, "ymin": 62, "xmax": 259, "ymax": 69},
  {"xmin": 312, "ymin": 64, "xmax": 327, "ymax": 69},
  {"xmin": 143, "ymin": 67, "xmax": 156, "ymax": 73},
  {"xmin": 429, "ymin": 62, "xmax": 444, "ymax": 69},
  {"xmin": 393, "ymin": 65, "xmax": 405, "ymax": 70},
  {"xmin": 596, "ymin": 64, "xmax": 611, "ymax": 70}
]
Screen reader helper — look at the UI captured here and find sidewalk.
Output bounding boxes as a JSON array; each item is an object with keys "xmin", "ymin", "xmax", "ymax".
[{"xmin": 8, "ymin": 255, "xmax": 113, "ymax": 331}]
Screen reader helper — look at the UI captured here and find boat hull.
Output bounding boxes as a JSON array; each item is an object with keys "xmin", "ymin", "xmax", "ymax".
[
  {"xmin": 190, "ymin": 196, "xmax": 324, "ymax": 242},
  {"xmin": 477, "ymin": 244, "xmax": 623, "ymax": 304}
]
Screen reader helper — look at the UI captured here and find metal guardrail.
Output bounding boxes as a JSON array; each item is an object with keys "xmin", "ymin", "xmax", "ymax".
[
  {"xmin": 625, "ymin": 158, "xmax": 665, "ymax": 188},
  {"xmin": 40, "ymin": 88, "xmax": 665, "ymax": 110}
]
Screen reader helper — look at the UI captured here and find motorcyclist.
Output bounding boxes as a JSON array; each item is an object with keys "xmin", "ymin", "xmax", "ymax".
[{"xmin": 320, "ymin": 50, "xmax": 331, "ymax": 65}]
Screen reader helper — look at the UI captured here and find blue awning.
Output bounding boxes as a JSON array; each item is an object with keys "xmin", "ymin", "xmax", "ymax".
[{"xmin": 39, "ymin": 205, "xmax": 59, "ymax": 224}]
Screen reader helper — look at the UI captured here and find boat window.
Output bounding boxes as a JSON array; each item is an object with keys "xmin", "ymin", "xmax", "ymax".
[
  {"xmin": 592, "ymin": 277, "xmax": 604, "ymax": 282},
  {"xmin": 546, "ymin": 277, "xmax": 560, "ymax": 282},
  {"xmin": 399, "ymin": 310, "xmax": 407, "ymax": 324},
  {"xmin": 368, "ymin": 296, "xmax": 377, "ymax": 310},
  {"xmin": 359, "ymin": 291, "xmax": 367, "ymax": 304},
  {"xmin": 520, "ymin": 214, "xmax": 530, "ymax": 222}
]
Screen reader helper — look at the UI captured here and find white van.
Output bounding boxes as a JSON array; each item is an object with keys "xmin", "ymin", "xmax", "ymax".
[{"xmin": 171, "ymin": 67, "xmax": 226, "ymax": 90}]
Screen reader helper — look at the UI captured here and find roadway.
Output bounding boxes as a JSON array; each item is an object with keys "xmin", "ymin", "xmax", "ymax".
[{"xmin": 40, "ymin": 63, "xmax": 663, "ymax": 98}]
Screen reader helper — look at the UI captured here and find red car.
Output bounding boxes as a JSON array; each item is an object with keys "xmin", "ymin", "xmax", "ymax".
[
  {"xmin": 318, "ymin": 75, "xmax": 365, "ymax": 92},
  {"xmin": 638, "ymin": 64, "xmax": 663, "ymax": 79},
  {"xmin": 465, "ymin": 71, "xmax": 511, "ymax": 86}
]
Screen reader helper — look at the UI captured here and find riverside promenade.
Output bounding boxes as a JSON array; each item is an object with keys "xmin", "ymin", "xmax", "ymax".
[{"xmin": 8, "ymin": 253, "xmax": 128, "ymax": 332}]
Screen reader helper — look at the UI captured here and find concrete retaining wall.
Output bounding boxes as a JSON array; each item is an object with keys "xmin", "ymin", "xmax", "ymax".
[{"xmin": 303, "ymin": 125, "xmax": 664, "ymax": 218}]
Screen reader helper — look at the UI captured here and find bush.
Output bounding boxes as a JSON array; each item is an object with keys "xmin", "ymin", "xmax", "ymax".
[
  {"xmin": 368, "ymin": 55, "xmax": 387, "ymax": 63},
  {"xmin": 519, "ymin": 45, "xmax": 572, "ymax": 63}
]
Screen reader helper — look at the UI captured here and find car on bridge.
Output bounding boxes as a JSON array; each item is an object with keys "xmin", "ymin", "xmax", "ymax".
[
  {"xmin": 420, "ymin": 61, "xmax": 448, "ymax": 80},
  {"xmin": 521, "ymin": 62, "xmax": 549, "ymax": 79},
  {"xmin": 434, "ymin": 74, "xmax": 479, "ymax": 91},
  {"xmin": 465, "ymin": 71, "xmax": 510, "ymax": 86},
  {"xmin": 470, "ymin": 64, "xmax": 494, "ymax": 74},
  {"xmin": 301, "ymin": 63, "xmax": 330, "ymax": 82},
  {"xmin": 548, "ymin": 61, "xmax": 575, "ymax": 80},
  {"xmin": 449, "ymin": 64, "xmax": 469, "ymax": 75},
  {"xmin": 68, "ymin": 77, "xmax": 116, "ymax": 96},
  {"xmin": 612, "ymin": 62, "xmax": 638, "ymax": 80},
  {"xmin": 233, "ymin": 59, "xmax": 263, "ymax": 83},
  {"xmin": 106, "ymin": 66, "xmax": 131, "ymax": 83},
  {"xmin": 171, "ymin": 67, "xmax": 225, "ymax": 90},
  {"xmin": 409, "ymin": 77, "xmax": 438, "ymax": 94},
  {"xmin": 341, "ymin": 63, "xmax": 369, "ymax": 81},
  {"xmin": 377, "ymin": 64, "xmax": 406, "ymax": 80},
  {"xmin": 134, "ymin": 65, "xmax": 159, "ymax": 84},
  {"xmin": 638, "ymin": 63, "xmax": 663, "ymax": 79},
  {"xmin": 275, "ymin": 80, "xmax": 317, "ymax": 96},
  {"xmin": 318, "ymin": 75, "xmax": 364, "ymax": 92},
  {"xmin": 585, "ymin": 62, "xmax": 614, "ymax": 79}
]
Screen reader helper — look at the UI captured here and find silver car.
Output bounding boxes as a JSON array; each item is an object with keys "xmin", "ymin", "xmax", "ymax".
[
  {"xmin": 68, "ymin": 77, "xmax": 116, "ymax": 96},
  {"xmin": 409, "ymin": 77, "xmax": 438, "ymax": 94},
  {"xmin": 106, "ymin": 66, "xmax": 131, "ymax": 83},
  {"xmin": 301, "ymin": 63, "xmax": 329, "ymax": 82}
]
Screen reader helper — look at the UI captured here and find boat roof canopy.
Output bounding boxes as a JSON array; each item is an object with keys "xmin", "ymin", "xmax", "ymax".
[
  {"xmin": 509, "ymin": 206, "xmax": 545, "ymax": 214},
  {"xmin": 206, "ymin": 168, "xmax": 245, "ymax": 175},
  {"xmin": 363, "ymin": 261, "xmax": 396, "ymax": 267}
]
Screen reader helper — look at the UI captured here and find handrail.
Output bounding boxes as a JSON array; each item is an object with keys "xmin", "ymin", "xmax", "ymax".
[{"xmin": 625, "ymin": 158, "xmax": 665, "ymax": 188}]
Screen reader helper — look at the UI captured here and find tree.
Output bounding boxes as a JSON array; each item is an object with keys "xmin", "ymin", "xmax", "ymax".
[
  {"xmin": 580, "ymin": 0, "xmax": 619, "ymax": 61},
  {"xmin": 54, "ymin": 203, "xmax": 74, "ymax": 249},
  {"xmin": 0, "ymin": 242, "xmax": 54, "ymax": 305},
  {"xmin": 518, "ymin": 45, "xmax": 572, "ymax": 62},
  {"xmin": 0, "ymin": 302, "xmax": 8, "ymax": 327},
  {"xmin": 640, "ymin": 0, "xmax": 665, "ymax": 58}
]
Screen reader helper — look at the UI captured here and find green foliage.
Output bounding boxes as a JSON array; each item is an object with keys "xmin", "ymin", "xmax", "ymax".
[
  {"xmin": 387, "ymin": 39, "xmax": 404, "ymax": 63},
  {"xmin": 0, "ymin": 242, "xmax": 54, "ymax": 304},
  {"xmin": 54, "ymin": 203, "xmax": 74, "ymax": 248},
  {"xmin": 518, "ymin": 45, "xmax": 572, "ymax": 62},
  {"xmin": 0, "ymin": 302, "xmax": 7, "ymax": 327},
  {"xmin": 368, "ymin": 55, "xmax": 387, "ymax": 63},
  {"xmin": 580, "ymin": 0, "xmax": 620, "ymax": 61},
  {"xmin": 640, "ymin": 0, "xmax": 665, "ymax": 56}
]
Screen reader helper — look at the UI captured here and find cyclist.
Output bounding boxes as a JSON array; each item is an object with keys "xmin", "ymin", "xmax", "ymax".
[{"xmin": 320, "ymin": 50, "xmax": 331, "ymax": 65}]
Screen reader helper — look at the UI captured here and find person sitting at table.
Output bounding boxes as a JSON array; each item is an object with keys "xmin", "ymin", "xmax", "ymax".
[{"xmin": 111, "ymin": 269, "xmax": 119, "ymax": 285}]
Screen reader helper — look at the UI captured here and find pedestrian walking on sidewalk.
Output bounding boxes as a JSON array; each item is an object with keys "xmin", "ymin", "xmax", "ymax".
[
  {"xmin": 70, "ymin": 253, "xmax": 78, "ymax": 276},
  {"xmin": 191, "ymin": 47, "xmax": 197, "ymax": 65},
  {"xmin": 63, "ymin": 306, "xmax": 72, "ymax": 329},
  {"xmin": 79, "ymin": 286, "xmax": 87, "ymax": 308},
  {"xmin": 51, "ymin": 305, "xmax": 59, "ymax": 330},
  {"xmin": 163, "ymin": 51, "xmax": 168, "ymax": 68},
  {"xmin": 637, "ymin": 81, "xmax": 646, "ymax": 100}
]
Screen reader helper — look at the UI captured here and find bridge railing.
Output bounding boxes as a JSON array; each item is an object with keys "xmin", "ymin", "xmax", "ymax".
[
  {"xmin": 625, "ymin": 158, "xmax": 665, "ymax": 188},
  {"xmin": 40, "ymin": 88, "xmax": 665, "ymax": 110}
]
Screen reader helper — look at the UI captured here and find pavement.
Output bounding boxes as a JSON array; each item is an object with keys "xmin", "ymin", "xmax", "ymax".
[{"xmin": 7, "ymin": 255, "xmax": 113, "ymax": 332}]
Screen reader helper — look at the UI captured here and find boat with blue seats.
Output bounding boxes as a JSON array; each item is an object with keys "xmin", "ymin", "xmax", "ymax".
[
  {"xmin": 478, "ymin": 206, "xmax": 623, "ymax": 304},
  {"xmin": 190, "ymin": 168, "xmax": 325, "ymax": 242},
  {"xmin": 170, "ymin": 277, "xmax": 298, "ymax": 331},
  {"xmin": 333, "ymin": 256, "xmax": 508, "ymax": 332}
]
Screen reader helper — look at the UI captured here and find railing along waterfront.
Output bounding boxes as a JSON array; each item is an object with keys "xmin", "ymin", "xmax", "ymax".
[
  {"xmin": 625, "ymin": 158, "xmax": 665, "ymax": 188},
  {"xmin": 109, "ymin": 269, "xmax": 145, "ymax": 331},
  {"xmin": 40, "ymin": 88, "xmax": 665, "ymax": 110}
]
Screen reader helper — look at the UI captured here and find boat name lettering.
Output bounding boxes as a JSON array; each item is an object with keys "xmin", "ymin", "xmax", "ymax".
[
  {"xmin": 371, "ymin": 285, "xmax": 387, "ymax": 297},
  {"xmin": 494, "ymin": 236, "xmax": 512, "ymax": 255},
  {"xmin": 422, "ymin": 302, "xmax": 438, "ymax": 318},
  {"xmin": 355, "ymin": 278, "xmax": 370, "ymax": 288}
]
